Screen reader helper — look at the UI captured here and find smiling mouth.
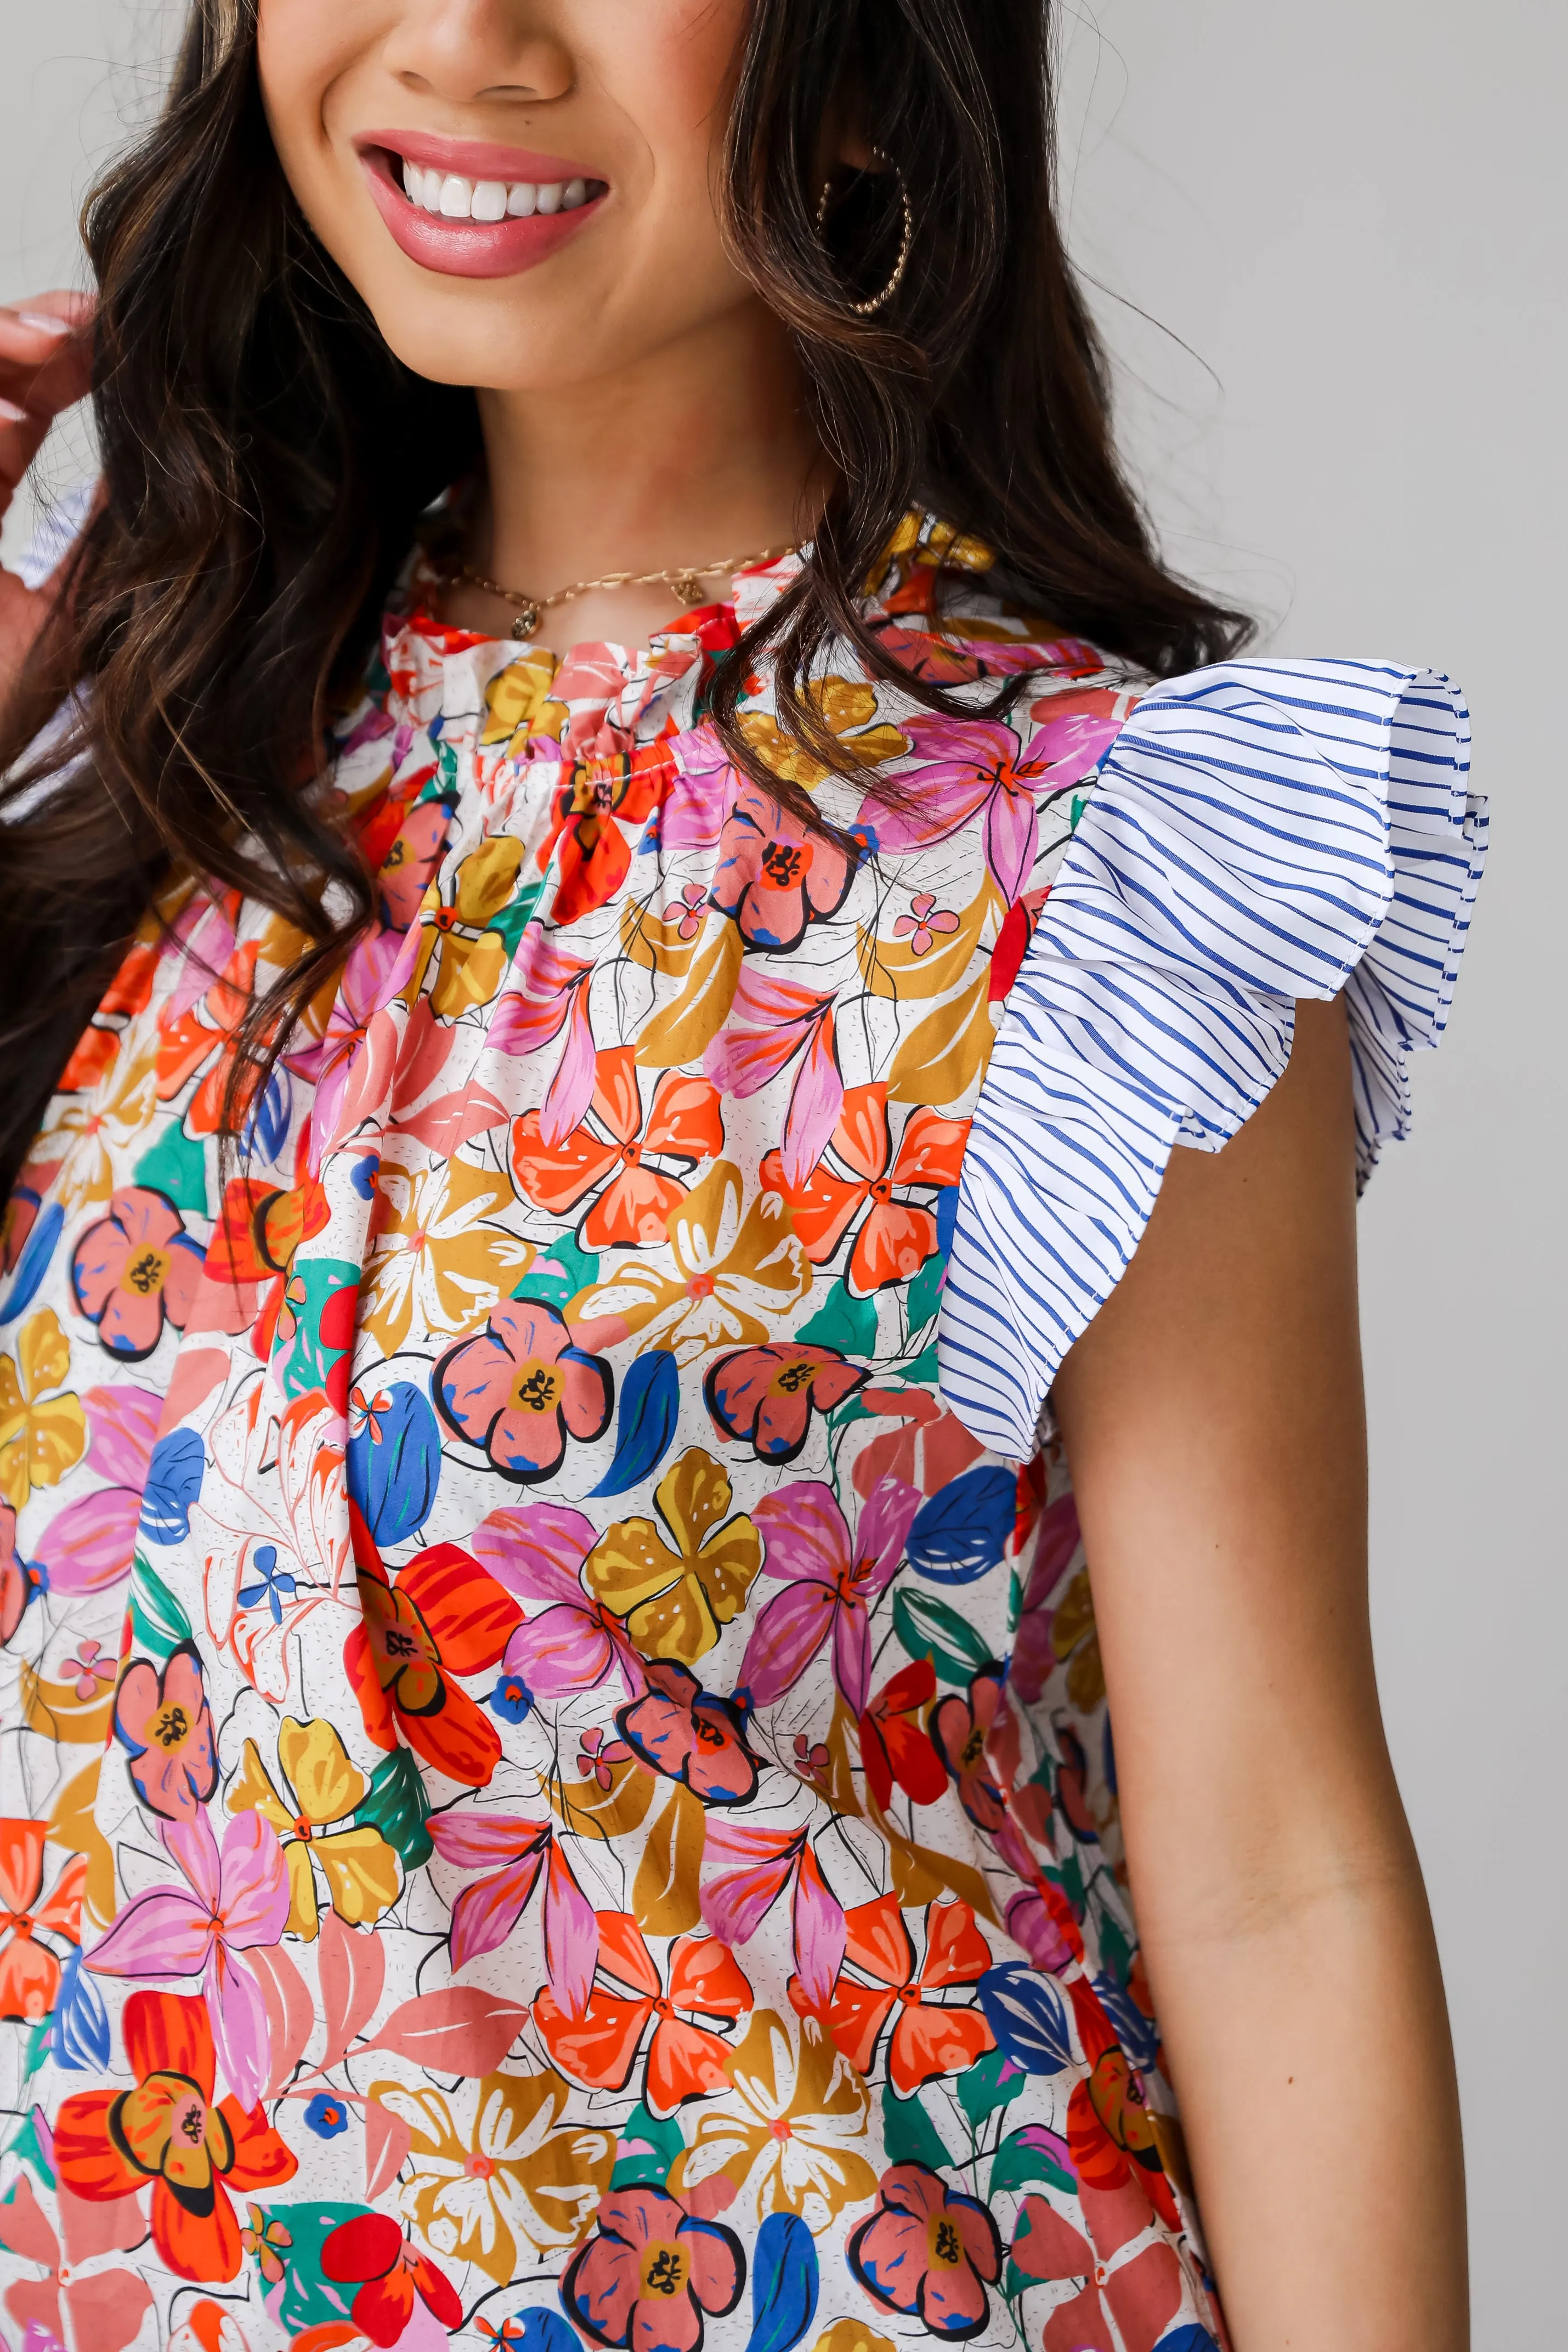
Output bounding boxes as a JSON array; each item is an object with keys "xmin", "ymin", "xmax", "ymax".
[{"xmin": 383, "ymin": 152, "xmax": 608, "ymax": 223}]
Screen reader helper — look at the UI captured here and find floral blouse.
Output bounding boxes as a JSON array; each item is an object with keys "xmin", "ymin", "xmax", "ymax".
[{"xmin": 0, "ymin": 512, "xmax": 1482, "ymax": 2352}]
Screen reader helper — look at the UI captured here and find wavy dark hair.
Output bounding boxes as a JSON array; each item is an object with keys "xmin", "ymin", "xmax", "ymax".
[{"xmin": 0, "ymin": 0, "xmax": 1247, "ymax": 1198}]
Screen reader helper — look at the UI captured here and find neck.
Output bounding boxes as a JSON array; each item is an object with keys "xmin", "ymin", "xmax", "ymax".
[{"xmin": 474, "ymin": 300, "xmax": 825, "ymax": 601}]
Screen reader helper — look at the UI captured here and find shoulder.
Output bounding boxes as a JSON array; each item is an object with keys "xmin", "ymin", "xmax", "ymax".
[{"xmin": 939, "ymin": 654, "xmax": 1486, "ymax": 1457}]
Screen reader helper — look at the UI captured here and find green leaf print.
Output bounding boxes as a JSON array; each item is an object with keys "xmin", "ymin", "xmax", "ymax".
[
  {"xmin": 988, "ymin": 2124, "xmax": 1075, "ymax": 2198},
  {"xmin": 129, "ymin": 1553, "xmax": 195, "ymax": 1660},
  {"xmin": 798, "ymin": 1281, "xmax": 879, "ymax": 1358},
  {"xmin": 880, "ymin": 2077, "xmax": 952, "ymax": 2171},
  {"xmin": 957, "ymin": 2045, "xmax": 1026, "ymax": 2129},
  {"xmin": 133, "ymin": 1120, "xmax": 210, "ymax": 1216},
  {"xmin": 892, "ymin": 1588, "xmax": 995, "ymax": 1685},
  {"xmin": 611, "ymin": 2099, "xmax": 685, "ymax": 2190},
  {"xmin": 523, "ymin": 1230, "xmax": 600, "ymax": 1310},
  {"xmin": 903, "ymin": 1253, "xmax": 947, "ymax": 1338},
  {"xmin": 358, "ymin": 1746, "xmax": 434, "ymax": 1870}
]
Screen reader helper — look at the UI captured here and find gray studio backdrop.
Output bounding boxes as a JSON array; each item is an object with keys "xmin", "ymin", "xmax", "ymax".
[{"xmin": 3, "ymin": 3, "xmax": 1562, "ymax": 2342}]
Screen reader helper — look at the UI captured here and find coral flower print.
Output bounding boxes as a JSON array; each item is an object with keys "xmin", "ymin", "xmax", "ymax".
[
  {"xmin": 585, "ymin": 1446, "xmax": 761, "ymax": 1664},
  {"xmin": 112, "ymin": 1642, "xmax": 220, "ymax": 1822},
  {"xmin": 0, "ymin": 2164, "xmax": 152, "ymax": 2352},
  {"xmin": 739, "ymin": 1475, "xmax": 920, "ymax": 1716},
  {"xmin": 54, "ymin": 1990, "xmax": 297, "ymax": 2283},
  {"xmin": 534, "ymin": 1909, "xmax": 751, "ymax": 2117},
  {"xmin": 70, "ymin": 1186, "xmax": 205, "ymax": 1360},
  {"xmin": 436, "ymin": 1297, "xmax": 614, "ymax": 1482},
  {"xmin": 562, "ymin": 2184, "xmax": 745, "ymax": 2352},
  {"xmin": 711, "ymin": 777, "xmax": 854, "ymax": 952},
  {"xmin": 847, "ymin": 2164, "xmax": 1003, "ymax": 2340},
  {"xmin": 893, "ymin": 892, "xmax": 961, "ymax": 957},
  {"xmin": 615, "ymin": 1660, "xmax": 762, "ymax": 1805},
  {"xmin": 931, "ymin": 1669, "xmax": 1009, "ymax": 1834},
  {"xmin": 1010, "ymin": 2188, "xmax": 1185, "ymax": 2352},
  {"xmin": 704, "ymin": 1342, "xmax": 868, "ymax": 1466}
]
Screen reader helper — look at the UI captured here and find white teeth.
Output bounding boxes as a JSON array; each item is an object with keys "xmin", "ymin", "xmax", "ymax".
[{"xmin": 398, "ymin": 160, "xmax": 597, "ymax": 222}]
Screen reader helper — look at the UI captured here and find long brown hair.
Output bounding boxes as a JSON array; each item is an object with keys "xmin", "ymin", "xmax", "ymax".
[{"xmin": 0, "ymin": 0, "xmax": 1248, "ymax": 1198}]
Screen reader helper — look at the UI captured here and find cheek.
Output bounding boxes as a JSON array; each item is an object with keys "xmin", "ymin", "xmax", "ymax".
[{"xmin": 255, "ymin": 0, "xmax": 380, "ymax": 202}]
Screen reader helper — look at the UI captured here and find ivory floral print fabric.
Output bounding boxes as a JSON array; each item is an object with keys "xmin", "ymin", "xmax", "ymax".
[{"xmin": 0, "ymin": 516, "xmax": 1229, "ymax": 2352}]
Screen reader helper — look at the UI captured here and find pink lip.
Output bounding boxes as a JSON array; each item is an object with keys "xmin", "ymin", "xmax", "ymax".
[
  {"xmin": 359, "ymin": 128, "xmax": 603, "ymax": 183},
  {"xmin": 355, "ymin": 135, "xmax": 607, "ymax": 281}
]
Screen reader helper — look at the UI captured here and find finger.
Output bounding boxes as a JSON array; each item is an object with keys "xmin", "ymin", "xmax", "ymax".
[
  {"xmin": 0, "ymin": 293, "xmax": 95, "ymax": 415},
  {"xmin": 0, "ymin": 400, "xmax": 61, "ymax": 502}
]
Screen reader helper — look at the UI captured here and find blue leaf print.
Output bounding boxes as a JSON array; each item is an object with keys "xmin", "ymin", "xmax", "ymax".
[
  {"xmin": 347, "ymin": 1379, "xmax": 443, "ymax": 1546},
  {"xmin": 746, "ymin": 2214, "xmax": 818, "ymax": 2352},
  {"xmin": 137, "ymin": 1428, "xmax": 206, "ymax": 1546},
  {"xmin": 977, "ymin": 1961, "xmax": 1074, "ymax": 2076},
  {"xmin": 505, "ymin": 2315, "xmax": 581, "ymax": 2352},
  {"xmin": 590, "ymin": 1349, "xmax": 679, "ymax": 1497},
  {"xmin": 905, "ymin": 1465, "xmax": 1016, "ymax": 1585},
  {"xmin": 243, "ymin": 1065, "xmax": 293, "ymax": 1164},
  {"xmin": 53, "ymin": 1946, "xmax": 110, "ymax": 2072},
  {"xmin": 0, "ymin": 1202, "xmax": 63, "ymax": 1327}
]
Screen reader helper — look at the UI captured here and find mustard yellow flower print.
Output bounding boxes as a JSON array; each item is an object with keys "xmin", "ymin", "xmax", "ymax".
[
  {"xmin": 427, "ymin": 836, "xmax": 527, "ymax": 1017},
  {"xmin": 669, "ymin": 2008, "xmax": 878, "ymax": 2230},
  {"xmin": 371, "ymin": 2069, "xmax": 616, "ymax": 2282},
  {"xmin": 739, "ymin": 679, "xmax": 908, "ymax": 790},
  {"xmin": 227, "ymin": 1715, "xmax": 400, "ymax": 1938},
  {"xmin": 0, "ymin": 1309, "xmax": 87, "ymax": 1513},
  {"xmin": 361, "ymin": 1152, "xmax": 534, "ymax": 1355},
  {"xmin": 570, "ymin": 1160, "xmax": 810, "ymax": 1368},
  {"xmin": 479, "ymin": 643, "xmax": 565, "ymax": 753},
  {"xmin": 585, "ymin": 1446, "xmax": 762, "ymax": 1664}
]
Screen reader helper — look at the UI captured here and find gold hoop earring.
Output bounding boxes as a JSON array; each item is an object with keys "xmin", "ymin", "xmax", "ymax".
[{"xmin": 814, "ymin": 146, "xmax": 915, "ymax": 318}]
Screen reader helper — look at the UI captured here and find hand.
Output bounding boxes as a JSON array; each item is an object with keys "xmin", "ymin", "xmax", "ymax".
[{"xmin": 0, "ymin": 289, "xmax": 96, "ymax": 701}]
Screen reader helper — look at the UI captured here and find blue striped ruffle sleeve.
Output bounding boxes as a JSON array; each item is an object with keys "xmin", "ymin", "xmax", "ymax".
[{"xmin": 938, "ymin": 655, "xmax": 1487, "ymax": 1460}]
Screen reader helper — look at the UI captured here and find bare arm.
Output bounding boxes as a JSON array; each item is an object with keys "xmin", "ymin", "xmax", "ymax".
[{"xmin": 1052, "ymin": 996, "xmax": 1465, "ymax": 2349}]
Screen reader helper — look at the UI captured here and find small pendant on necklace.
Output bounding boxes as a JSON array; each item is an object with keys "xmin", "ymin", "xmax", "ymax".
[
  {"xmin": 672, "ymin": 571, "xmax": 704, "ymax": 609},
  {"xmin": 511, "ymin": 600, "xmax": 540, "ymax": 642}
]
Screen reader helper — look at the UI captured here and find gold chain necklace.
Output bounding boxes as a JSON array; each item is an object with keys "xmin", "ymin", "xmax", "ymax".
[{"xmin": 449, "ymin": 539, "xmax": 800, "ymax": 642}]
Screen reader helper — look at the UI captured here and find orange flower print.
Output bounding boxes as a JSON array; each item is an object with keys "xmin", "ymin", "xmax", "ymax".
[
  {"xmin": 54, "ymin": 1989, "xmax": 297, "ymax": 2283},
  {"xmin": 343, "ymin": 1505, "xmax": 523, "ymax": 1788},
  {"xmin": 0, "ymin": 1820, "xmax": 86, "ymax": 2022},
  {"xmin": 801, "ymin": 1895, "xmax": 995, "ymax": 2096},
  {"xmin": 761, "ymin": 1084, "xmax": 969, "ymax": 1298},
  {"xmin": 511, "ymin": 1046, "xmax": 724, "ymax": 1250}
]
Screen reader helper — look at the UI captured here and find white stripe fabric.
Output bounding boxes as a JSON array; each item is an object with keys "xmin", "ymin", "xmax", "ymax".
[{"xmin": 939, "ymin": 657, "xmax": 1487, "ymax": 1460}]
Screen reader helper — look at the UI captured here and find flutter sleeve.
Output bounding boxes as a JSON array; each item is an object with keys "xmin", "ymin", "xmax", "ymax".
[{"xmin": 939, "ymin": 656, "xmax": 1487, "ymax": 1458}]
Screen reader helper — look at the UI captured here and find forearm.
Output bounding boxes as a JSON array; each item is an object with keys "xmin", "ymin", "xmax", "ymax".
[
  {"xmin": 1137, "ymin": 1817, "xmax": 1464, "ymax": 2347},
  {"xmin": 1053, "ymin": 999, "xmax": 1467, "ymax": 2347}
]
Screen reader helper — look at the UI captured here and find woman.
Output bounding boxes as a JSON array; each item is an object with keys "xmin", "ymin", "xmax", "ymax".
[{"xmin": 0, "ymin": 4, "xmax": 1482, "ymax": 2349}]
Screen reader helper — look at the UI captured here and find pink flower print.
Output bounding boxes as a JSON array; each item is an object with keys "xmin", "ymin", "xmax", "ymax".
[
  {"xmin": 710, "ymin": 778, "xmax": 854, "ymax": 952},
  {"xmin": 578, "ymin": 1726, "xmax": 632, "ymax": 1790},
  {"xmin": 112, "ymin": 1643, "xmax": 219, "ymax": 1821},
  {"xmin": 427, "ymin": 1808, "xmax": 598, "ymax": 2008},
  {"xmin": 292, "ymin": 924, "xmax": 406, "ymax": 1154},
  {"xmin": 562, "ymin": 2185, "xmax": 744, "ymax": 2352},
  {"xmin": 615, "ymin": 1660, "xmax": 761, "ymax": 1806},
  {"xmin": 738, "ymin": 1475, "xmax": 920, "ymax": 1717},
  {"xmin": 931, "ymin": 1667, "xmax": 1009, "ymax": 1834},
  {"xmin": 663, "ymin": 882, "xmax": 707, "ymax": 941},
  {"xmin": 435, "ymin": 1299, "xmax": 614, "ymax": 1484},
  {"xmin": 0, "ymin": 1499, "xmax": 44, "ymax": 1644},
  {"xmin": 471, "ymin": 1502, "xmax": 648, "ymax": 1705},
  {"xmin": 1010, "ymin": 1491, "xmax": 1085, "ymax": 1705},
  {"xmin": 61, "ymin": 1638, "xmax": 116, "ymax": 1701},
  {"xmin": 793, "ymin": 1733, "xmax": 831, "ymax": 1791},
  {"xmin": 864, "ymin": 704, "xmax": 1115, "ymax": 904},
  {"xmin": 700, "ymin": 1819, "xmax": 846, "ymax": 2008},
  {"xmin": 893, "ymin": 892, "xmax": 961, "ymax": 958},
  {"xmin": 86, "ymin": 1808, "xmax": 288, "ymax": 2111},
  {"xmin": 704, "ymin": 1342, "xmax": 869, "ymax": 1466},
  {"xmin": 70, "ymin": 1187, "xmax": 205, "ymax": 1361},
  {"xmin": 847, "ymin": 2163, "xmax": 1003, "ymax": 2340},
  {"xmin": 703, "ymin": 968, "xmax": 843, "ymax": 1190}
]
